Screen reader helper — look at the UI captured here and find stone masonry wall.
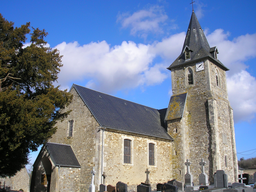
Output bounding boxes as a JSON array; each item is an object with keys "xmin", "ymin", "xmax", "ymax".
[
  {"xmin": 102, "ymin": 131, "xmax": 173, "ymax": 191},
  {"xmin": 58, "ymin": 167, "xmax": 81, "ymax": 192},
  {"xmin": 49, "ymin": 87, "xmax": 100, "ymax": 192},
  {"xmin": 167, "ymin": 59, "xmax": 237, "ymax": 185},
  {"xmin": 208, "ymin": 61, "xmax": 238, "ymax": 182}
]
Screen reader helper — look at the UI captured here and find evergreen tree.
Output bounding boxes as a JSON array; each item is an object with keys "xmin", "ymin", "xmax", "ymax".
[{"xmin": 0, "ymin": 14, "xmax": 72, "ymax": 177}]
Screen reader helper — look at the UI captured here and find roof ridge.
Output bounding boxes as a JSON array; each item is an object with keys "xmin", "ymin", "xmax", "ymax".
[{"xmin": 72, "ymin": 84, "xmax": 159, "ymax": 111}]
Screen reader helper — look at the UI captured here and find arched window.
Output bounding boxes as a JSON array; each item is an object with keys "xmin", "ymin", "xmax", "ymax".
[
  {"xmin": 124, "ymin": 139, "xmax": 131, "ymax": 164},
  {"xmin": 188, "ymin": 68, "xmax": 194, "ymax": 85}
]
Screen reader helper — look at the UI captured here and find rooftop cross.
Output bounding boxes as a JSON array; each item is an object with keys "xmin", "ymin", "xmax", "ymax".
[{"xmin": 190, "ymin": 0, "xmax": 195, "ymax": 12}]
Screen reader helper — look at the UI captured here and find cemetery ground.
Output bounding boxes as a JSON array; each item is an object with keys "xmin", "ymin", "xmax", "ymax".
[
  {"xmin": 87, "ymin": 159, "xmax": 256, "ymax": 192},
  {"xmin": 1, "ymin": 160, "xmax": 256, "ymax": 192}
]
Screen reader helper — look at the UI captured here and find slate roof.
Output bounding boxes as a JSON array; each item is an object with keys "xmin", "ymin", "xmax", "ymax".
[
  {"xmin": 72, "ymin": 84, "xmax": 173, "ymax": 141},
  {"xmin": 165, "ymin": 93, "xmax": 187, "ymax": 121},
  {"xmin": 45, "ymin": 142, "xmax": 80, "ymax": 168},
  {"xmin": 168, "ymin": 11, "xmax": 228, "ymax": 71}
]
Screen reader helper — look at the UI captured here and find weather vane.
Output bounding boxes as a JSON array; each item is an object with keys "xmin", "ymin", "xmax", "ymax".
[{"xmin": 190, "ymin": 0, "xmax": 195, "ymax": 11}]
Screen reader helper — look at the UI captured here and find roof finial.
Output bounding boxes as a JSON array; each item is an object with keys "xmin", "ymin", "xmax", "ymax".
[{"xmin": 190, "ymin": 0, "xmax": 195, "ymax": 12}]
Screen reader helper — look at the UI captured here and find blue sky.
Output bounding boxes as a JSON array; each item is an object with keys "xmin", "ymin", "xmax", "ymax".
[{"xmin": 1, "ymin": 0, "xmax": 256, "ymax": 169}]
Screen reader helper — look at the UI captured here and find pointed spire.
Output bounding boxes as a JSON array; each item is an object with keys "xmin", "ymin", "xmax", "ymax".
[
  {"xmin": 168, "ymin": 12, "xmax": 228, "ymax": 71},
  {"xmin": 182, "ymin": 11, "xmax": 210, "ymax": 56}
]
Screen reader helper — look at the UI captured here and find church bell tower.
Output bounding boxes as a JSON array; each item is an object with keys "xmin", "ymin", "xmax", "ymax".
[{"xmin": 165, "ymin": 11, "xmax": 238, "ymax": 184}]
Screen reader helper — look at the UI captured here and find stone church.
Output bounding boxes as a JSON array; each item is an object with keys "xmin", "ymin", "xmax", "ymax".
[{"xmin": 30, "ymin": 11, "xmax": 238, "ymax": 192}]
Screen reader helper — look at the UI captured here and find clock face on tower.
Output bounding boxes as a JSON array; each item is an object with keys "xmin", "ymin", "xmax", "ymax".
[{"xmin": 196, "ymin": 62, "xmax": 204, "ymax": 72}]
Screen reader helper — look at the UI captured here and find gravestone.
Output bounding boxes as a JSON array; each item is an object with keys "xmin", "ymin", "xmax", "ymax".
[
  {"xmin": 116, "ymin": 181, "xmax": 127, "ymax": 192},
  {"xmin": 107, "ymin": 185, "xmax": 115, "ymax": 192},
  {"xmin": 231, "ymin": 183, "xmax": 245, "ymax": 188},
  {"xmin": 214, "ymin": 170, "xmax": 228, "ymax": 188},
  {"xmin": 184, "ymin": 186, "xmax": 193, "ymax": 192},
  {"xmin": 199, "ymin": 185, "xmax": 208, "ymax": 191},
  {"xmin": 168, "ymin": 179, "xmax": 183, "ymax": 191},
  {"xmin": 185, "ymin": 159, "xmax": 193, "ymax": 186},
  {"xmin": 223, "ymin": 189, "xmax": 239, "ymax": 192},
  {"xmin": 162, "ymin": 183, "xmax": 178, "ymax": 192},
  {"xmin": 157, "ymin": 183, "xmax": 163, "ymax": 191},
  {"xmin": 249, "ymin": 175, "xmax": 253, "ymax": 184},
  {"xmin": 100, "ymin": 184, "xmax": 106, "ymax": 192},
  {"xmin": 199, "ymin": 159, "xmax": 208, "ymax": 185},
  {"xmin": 232, "ymin": 187, "xmax": 253, "ymax": 192},
  {"xmin": 89, "ymin": 168, "xmax": 95, "ymax": 192},
  {"xmin": 254, "ymin": 172, "xmax": 256, "ymax": 183},
  {"xmin": 137, "ymin": 183, "xmax": 151, "ymax": 192}
]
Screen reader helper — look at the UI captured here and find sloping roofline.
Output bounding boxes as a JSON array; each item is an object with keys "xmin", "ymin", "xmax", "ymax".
[{"xmin": 71, "ymin": 84, "xmax": 173, "ymax": 141}]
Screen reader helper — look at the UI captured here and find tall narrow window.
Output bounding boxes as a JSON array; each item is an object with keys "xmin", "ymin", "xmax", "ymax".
[
  {"xmin": 215, "ymin": 69, "xmax": 219, "ymax": 86},
  {"xmin": 225, "ymin": 156, "xmax": 227, "ymax": 167},
  {"xmin": 188, "ymin": 68, "xmax": 193, "ymax": 85},
  {"xmin": 149, "ymin": 143, "xmax": 155, "ymax": 165},
  {"xmin": 124, "ymin": 139, "xmax": 131, "ymax": 164},
  {"xmin": 68, "ymin": 120, "xmax": 74, "ymax": 137}
]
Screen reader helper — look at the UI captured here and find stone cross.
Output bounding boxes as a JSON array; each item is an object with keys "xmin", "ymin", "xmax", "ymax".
[
  {"xmin": 185, "ymin": 159, "xmax": 193, "ymax": 186},
  {"xmin": 89, "ymin": 168, "xmax": 95, "ymax": 192},
  {"xmin": 199, "ymin": 159, "xmax": 208, "ymax": 185},
  {"xmin": 190, "ymin": 0, "xmax": 195, "ymax": 11},
  {"xmin": 145, "ymin": 168, "xmax": 150, "ymax": 184},
  {"xmin": 199, "ymin": 159, "xmax": 206, "ymax": 174},
  {"xmin": 238, "ymin": 171, "xmax": 246, "ymax": 184},
  {"xmin": 185, "ymin": 159, "xmax": 191, "ymax": 174}
]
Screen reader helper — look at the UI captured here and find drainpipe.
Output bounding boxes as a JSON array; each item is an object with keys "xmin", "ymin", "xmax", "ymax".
[{"xmin": 101, "ymin": 127, "xmax": 105, "ymax": 184}]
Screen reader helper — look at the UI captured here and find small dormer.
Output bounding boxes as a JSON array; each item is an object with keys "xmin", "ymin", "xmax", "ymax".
[
  {"xmin": 183, "ymin": 46, "xmax": 193, "ymax": 61},
  {"xmin": 210, "ymin": 47, "xmax": 219, "ymax": 59}
]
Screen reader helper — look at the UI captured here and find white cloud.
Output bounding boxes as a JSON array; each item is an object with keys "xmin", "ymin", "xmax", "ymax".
[
  {"xmin": 55, "ymin": 40, "xmax": 168, "ymax": 93},
  {"xmin": 227, "ymin": 70, "xmax": 256, "ymax": 122},
  {"xmin": 143, "ymin": 64, "xmax": 168, "ymax": 86},
  {"xmin": 149, "ymin": 32, "xmax": 185, "ymax": 60},
  {"xmin": 117, "ymin": 6, "xmax": 168, "ymax": 38},
  {"xmin": 207, "ymin": 30, "xmax": 256, "ymax": 122}
]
